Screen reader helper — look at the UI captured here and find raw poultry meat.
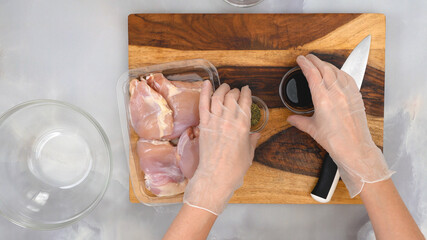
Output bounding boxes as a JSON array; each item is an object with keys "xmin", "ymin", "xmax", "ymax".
[
  {"xmin": 176, "ymin": 127, "xmax": 200, "ymax": 179},
  {"xmin": 147, "ymin": 73, "xmax": 203, "ymax": 139},
  {"xmin": 137, "ymin": 139, "xmax": 187, "ymax": 197},
  {"xmin": 130, "ymin": 74, "xmax": 204, "ymax": 196},
  {"xmin": 129, "ymin": 78, "xmax": 174, "ymax": 140}
]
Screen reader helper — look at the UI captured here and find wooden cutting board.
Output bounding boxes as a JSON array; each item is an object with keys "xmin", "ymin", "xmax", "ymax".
[{"xmin": 128, "ymin": 13, "xmax": 385, "ymax": 204}]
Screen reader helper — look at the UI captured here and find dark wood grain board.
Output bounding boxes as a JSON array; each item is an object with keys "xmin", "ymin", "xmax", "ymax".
[
  {"xmin": 128, "ymin": 13, "xmax": 385, "ymax": 204},
  {"xmin": 129, "ymin": 14, "xmax": 360, "ymax": 50}
]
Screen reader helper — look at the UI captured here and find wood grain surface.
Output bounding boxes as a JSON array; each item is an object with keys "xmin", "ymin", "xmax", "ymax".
[{"xmin": 128, "ymin": 13, "xmax": 386, "ymax": 204}]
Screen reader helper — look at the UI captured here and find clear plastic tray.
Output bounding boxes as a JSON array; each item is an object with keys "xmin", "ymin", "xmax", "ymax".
[{"xmin": 116, "ymin": 59, "xmax": 220, "ymax": 205}]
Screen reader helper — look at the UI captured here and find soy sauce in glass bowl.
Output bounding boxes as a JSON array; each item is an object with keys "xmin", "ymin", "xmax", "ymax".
[{"xmin": 279, "ymin": 66, "xmax": 314, "ymax": 114}]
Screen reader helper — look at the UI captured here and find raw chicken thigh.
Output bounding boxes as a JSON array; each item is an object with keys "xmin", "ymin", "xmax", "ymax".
[
  {"xmin": 176, "ymin": 127, "xmax": 200, "ymax": 179},
  {"xmin": 129, "ymin": 74, "xmax": 205, "ymax": 197},
  {"xmin": 129, "ymin": 78, "xmax": 173, "ymax": 140},
  {"xmin": 137, "ymin": 139, "xmax": 187, "ymax": 197},
  {"xmin": 147, "ymin": 73, "xmax": 203, "ymax": 139}
]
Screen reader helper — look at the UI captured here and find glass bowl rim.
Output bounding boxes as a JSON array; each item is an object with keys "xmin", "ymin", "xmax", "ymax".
[{"xmin": 223, "ymin": 0, "xmax": 265, "ymax": 8}]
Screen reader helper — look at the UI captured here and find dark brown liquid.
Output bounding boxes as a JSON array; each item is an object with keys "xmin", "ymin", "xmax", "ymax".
[{"xmin": 283, "ymin": 69, "xmax": 313, "ymax": 110}]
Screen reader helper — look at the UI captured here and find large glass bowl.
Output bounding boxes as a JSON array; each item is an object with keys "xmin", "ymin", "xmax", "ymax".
[{"xmin": 0, "ymin": 100, "xmax": 112, "ymax": 230}]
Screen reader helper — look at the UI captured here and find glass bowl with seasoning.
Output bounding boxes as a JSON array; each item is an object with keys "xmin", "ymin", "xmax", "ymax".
[{"xmin": 250, "ymin": 96, "xmax": 269, "ymax": 133}]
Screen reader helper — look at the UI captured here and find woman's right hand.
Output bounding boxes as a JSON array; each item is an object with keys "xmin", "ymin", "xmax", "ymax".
[{"xmin": 287, "ymin": 54, "xmax": 394, "ymax": 197}]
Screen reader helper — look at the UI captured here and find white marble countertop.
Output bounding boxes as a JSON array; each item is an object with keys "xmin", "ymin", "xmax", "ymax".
[{"xmin": 0, "ymin": 0, "xmax": 426, "ymax": 239}]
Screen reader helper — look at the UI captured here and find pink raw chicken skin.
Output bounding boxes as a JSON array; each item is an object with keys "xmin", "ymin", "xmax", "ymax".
[
  {"xmin": 147, "ymin": 73, "xmax": 203, "ymax": 139},
  {"xmin": 137, "ymin": 139, "xmax": 187, "ymax": 197},
  {"xmin": 129, "ymin": 78, "xmax": 174, "ymax": 140},
  {"xmin": 176, "ymin": 127, "xmax": 200, "ymax": 179}
]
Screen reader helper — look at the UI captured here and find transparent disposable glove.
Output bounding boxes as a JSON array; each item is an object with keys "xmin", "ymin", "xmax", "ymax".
[
  {"xmin": 287, "ymin": 54, "xmax": 394, "ymax": 197},
  {"xmin": 183, "ymin": 81, "xmax": 260, "ymax": 215}
]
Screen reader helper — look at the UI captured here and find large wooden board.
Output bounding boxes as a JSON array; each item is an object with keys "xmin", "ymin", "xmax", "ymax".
[{"xmin": 128, "ymin": 14, "xmax": 385, "ymax": 204}]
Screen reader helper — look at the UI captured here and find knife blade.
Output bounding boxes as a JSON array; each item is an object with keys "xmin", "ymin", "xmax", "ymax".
[{"xmin": 310, "ymin": 35, "xmax": 371, "ymax": 203}]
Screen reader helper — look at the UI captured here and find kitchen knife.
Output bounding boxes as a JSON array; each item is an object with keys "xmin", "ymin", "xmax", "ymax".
[{"xmin": 311, "ymin": 35, "xmax": 371, "ymax": 203}]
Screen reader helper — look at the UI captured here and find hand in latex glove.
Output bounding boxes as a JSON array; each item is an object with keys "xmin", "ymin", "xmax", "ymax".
[
  {"xmin": 287, "ymin": 54, "xmax": 394, "ymax": 197},
  {"xmin": 183, "ymin": 81, "xmax": 260, "ymax": 215}
]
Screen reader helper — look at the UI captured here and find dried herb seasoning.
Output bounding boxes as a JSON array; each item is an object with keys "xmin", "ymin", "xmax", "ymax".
[{"xmin": 251, "ymin": 103, "xmax": 261, "ymax": 127}]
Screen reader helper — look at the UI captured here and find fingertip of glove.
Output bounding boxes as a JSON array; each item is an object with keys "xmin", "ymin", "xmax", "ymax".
[
  {"xmin": 241, "ymin": 85, "xmax": 251, "ymax": 94},
  {"xmin": 296, "ymin": 55, "xmax": 309, "ymax": 65},
  {"xmin": 203, "ymin": 80, "xmax": 211, "ymax": 87}
]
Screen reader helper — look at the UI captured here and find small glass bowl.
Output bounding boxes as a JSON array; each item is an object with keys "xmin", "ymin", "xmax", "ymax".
[
  {"xmin": 279, "ymin": 66, "xmax": 314, "ymax": 114},
  {"xmin": 250, "ymin": 96, "xmax": 269, "ymax": 133},
  {"xmin": 0, "ymin": 100, "xmax": 112, "ymax": 230}
]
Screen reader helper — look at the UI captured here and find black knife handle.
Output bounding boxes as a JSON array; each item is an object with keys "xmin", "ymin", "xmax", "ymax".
[{"xmin": 311, "ymin": 153, "xmax": 340, "ymax": 203}]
